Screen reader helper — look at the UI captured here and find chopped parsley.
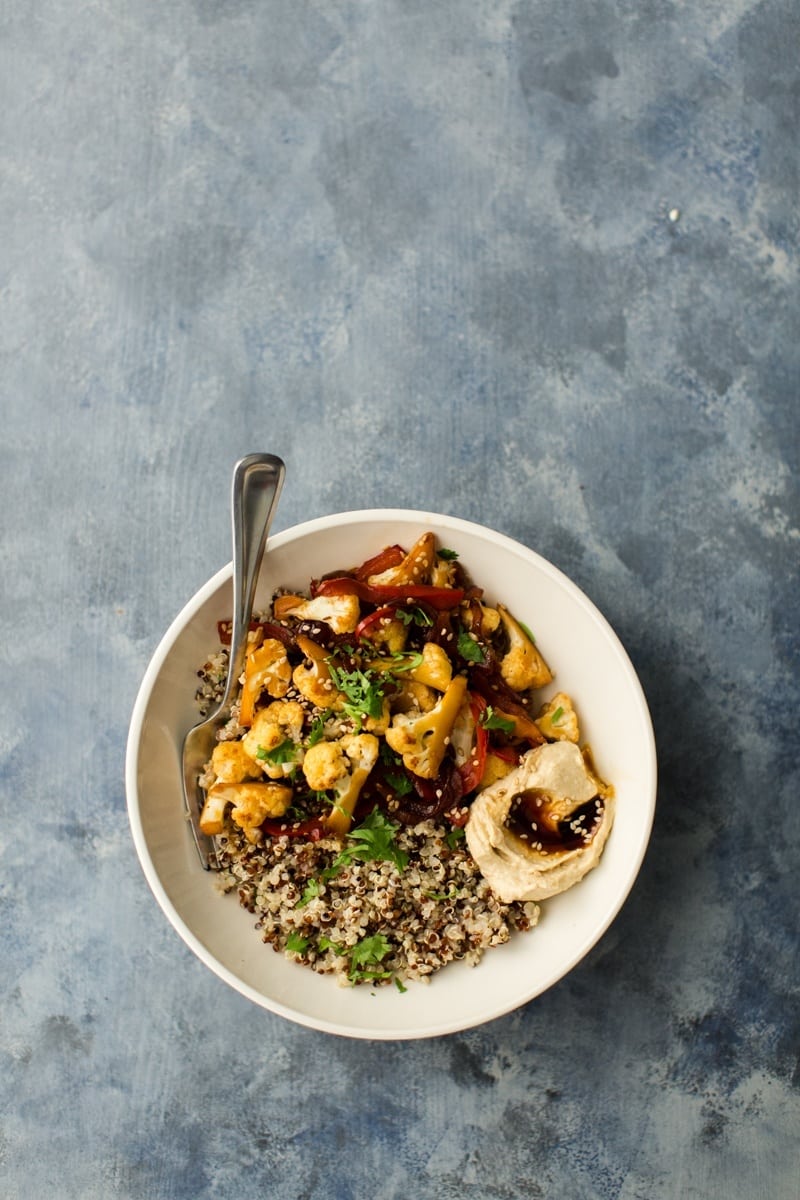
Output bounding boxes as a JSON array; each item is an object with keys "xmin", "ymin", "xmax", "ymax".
[
  {"xmin": 397, "ymin": 606, "xmax": 434, "ymax": 628},
  {"xmin": 326, "ymin": 660, "xmax": 386, "ymax": 727},
  {"xmin": 437, "ymin": 548, "xmax": 459, "ymax": 561},
  {"xmin": 479, "ymin": 706, "xmax": 515, "ymax": 734},
  {"xmin": 457, "ymin": 629, "xmax": 485, "ymax": 664},
  {"xmin": 295, "ymin": 879, "xmax": 321, "ymax": 909},
  {"xmin": 348, "ymin": 933, "xmax": 392, "ymax": 983},
  {"xmin": 385, "ymin": 769, "xmax": 413, "ymax": 796},
  {"xmin": 318, "ymin": 935, "xmax": 346, "ymax": 956},
  {"xmin": 305, "ymin": 712, "xmax": 330, "ymax": 747},
  {"xmin": 389, "ymin": 650, "xmax": 424, "ymax": 673},
  {"xmin": 323, "ymin": 808, "xmax": 409, "ymax": 879},
  {"xmin": 285, "ymin": 932, "xmax": 309, "ymax": 954},
  {"xmin": 256, "ymin": 738, "xmax": 299, "ymax": 765},
  {"xmin": 394, "ymin": 976, "xmax": 408, "ymax": 994}
]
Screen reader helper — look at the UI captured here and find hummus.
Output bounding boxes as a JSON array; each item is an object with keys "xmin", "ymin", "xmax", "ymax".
[{"xmin": 465, "ymin": 741, "xmax": 614, "ymax": 902}]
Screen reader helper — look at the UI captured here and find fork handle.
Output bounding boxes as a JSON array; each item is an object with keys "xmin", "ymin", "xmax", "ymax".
[{"xmin": 221, "ymin": 453, "xmax": 286, "ymax": 711}]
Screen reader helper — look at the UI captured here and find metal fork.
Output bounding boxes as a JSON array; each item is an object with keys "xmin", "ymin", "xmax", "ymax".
[{"xmin": 181, "ymin": 453, "xmax": 285, "ymax": 869}]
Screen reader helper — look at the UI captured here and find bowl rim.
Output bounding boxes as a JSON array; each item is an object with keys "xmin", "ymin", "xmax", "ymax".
[{"xmin": 125, "ymin": 507, "xmax": 657, "ymax": 1038}]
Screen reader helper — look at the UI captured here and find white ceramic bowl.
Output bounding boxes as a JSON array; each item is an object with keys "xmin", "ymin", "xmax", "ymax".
[{"xmin": 126, "ymin": 510, "xmax": 656, "ymax": 1039}]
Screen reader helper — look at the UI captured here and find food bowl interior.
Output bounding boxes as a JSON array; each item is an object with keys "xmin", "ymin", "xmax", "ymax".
[{"xmin": 127, "ymin": 510, "xmax": 656, "ymax": 1039}]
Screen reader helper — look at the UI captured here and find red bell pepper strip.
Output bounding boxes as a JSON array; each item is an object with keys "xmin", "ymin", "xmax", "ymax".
[
  {"xmin": 458, "ymin": 693, "xmax": 488, "ymax": 794},
  {"xmin": 353, "ymin": 544, "xmax": 406, "ymax": 580},
  {"xmin": 313, "ymin": 576, "xmax": 464, "ymax": 610}
]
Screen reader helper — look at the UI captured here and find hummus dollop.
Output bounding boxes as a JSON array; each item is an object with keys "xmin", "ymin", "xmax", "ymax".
[{"xmin": 465, "ymin": 741, "xmax": 614, "ymax": 902}]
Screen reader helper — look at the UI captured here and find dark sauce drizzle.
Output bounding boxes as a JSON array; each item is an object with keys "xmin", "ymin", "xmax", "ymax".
[{"xmin": 506, "ymin": 789, "xmax": 603, "ymax": 854}]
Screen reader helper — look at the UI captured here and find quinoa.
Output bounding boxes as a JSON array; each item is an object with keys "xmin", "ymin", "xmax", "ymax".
[{"xmin": 213, "ymin": 816, "xmax": 539, "ymax": 987}]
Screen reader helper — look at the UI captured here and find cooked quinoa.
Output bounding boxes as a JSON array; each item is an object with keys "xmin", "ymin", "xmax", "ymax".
[{"xmin": 213, "ymin": 817, "xmax": 538, "ymax": 987}]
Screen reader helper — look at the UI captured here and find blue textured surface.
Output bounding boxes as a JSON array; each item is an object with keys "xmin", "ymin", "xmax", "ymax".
[{"xmin": 2, "ymin": 1, "xmax": 798, "ymax": 1196}]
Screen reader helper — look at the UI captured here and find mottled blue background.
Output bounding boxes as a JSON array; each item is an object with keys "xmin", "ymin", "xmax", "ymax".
[{"xmin": 1, "ymin": 1, "xmax": 798, "ymax": 1196}]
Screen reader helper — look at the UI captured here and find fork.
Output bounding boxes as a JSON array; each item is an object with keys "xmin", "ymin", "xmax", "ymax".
[{"xmin": 181, "ymin": 453, "xmax": 285, "ymax": 868}]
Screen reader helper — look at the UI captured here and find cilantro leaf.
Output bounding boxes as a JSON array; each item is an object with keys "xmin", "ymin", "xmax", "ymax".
[
  {"xmin": 445, "ymin": 827, "xmax": 466, "ymax": 850},
  {"xmin": 326, "ymin": 660, "xmax": 386, "ymax": 726},
  {"xmin": 256, "ymin": 738, "xmax": 299, "ymax": 765},
  {"xmin": 384, "ymin": 770, "xmax": 413, "ymax": 796},
  {"xmin": 324, "ymin": 808, "xmax": 409, "ymax": 878},
  {"xmin": 457, "ymin": 629, "xmax": 485, "ymax": 664},
  {"xmin": 295, "ymin": 879, "xmax": 321, "ymax": 910},
  {"xmin": 389, "ymin": 650, "xmax": 424, "ymax": 673},
  {"xmin": 285, "ymin": 932, "xmax": 309, "ymax": 954},
  {"xmin": 397, "ymin": 606, "xmax": 434, "ymax": 628},
  {"xmin": 394, "ymin": 976, "xmax": 408, "ymax": 994},
  {"xmin": 318, "ymin": 935, "xmax": 346, "ymax": 956},
  {"xmin": 479, "ymin": 706, "xmax": 515, "ymax": 734},
  {"xmin": 348, "ymin": 933, "xmax": 392, "ymax": 982},
  {"xmin": 306, "ymin": 712, "xmax": 330, "ymax": 747}
]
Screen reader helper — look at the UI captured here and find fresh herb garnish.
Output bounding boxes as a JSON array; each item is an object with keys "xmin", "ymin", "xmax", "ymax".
[
  {"xmin": 397, "ymin": 606, "xmax": 434, "ymax": 628},
  {"xmin": 437, "ymin": 548, "xmax": 459, "ymax": 561},
  {"xmin": 551, "ymin": 705, "xmax": 564, "ymax": 724},
  {"xmin": 394, "ymin": 976, "xmax": 408, "ymax": 994},
  {"xmin": 518, "ymin": 620, "xmax": 536, "ymax": 644},
  {"xmin": 323, "ymin": 808, "xmax": 409, "ymax": 879},
  {"xmin": 445, "ymin": 827, "xmax": 466, "ymax": 850},
  {"xmin": 285, "ymin": 932, "xmax": 310, "ymax": 954},
  {"xmin": 379, "ymin": 744, "xmax": 414, "ymax": 796},
  {"xmin": 326, "ymin": 660, "xmax": 386, "ymax": 727},
  {"xmin": 457, "ymin": 629, "xmax": 485, "ymax": 664},
  {"xmin": 318, "ymin": 935, "xmax": 346, "ymax": 956},
  {"xmin": 295, "ymin": 879, "xmax": 321, "ymax": 910},
  {"xmin": 424, "ymin": 887, "xmax": 460, "ymax": 901},
  {"xmin": 306, "ymin": 712, "xmax": 330, "ymax": 747},
  {"xmin": 389, "ymin": 650, "xmax": 424, "ymax": 673},
  {"xmin": 385, "ymin": 770, "xmax": 414, "ymax": 796},
  {"xmin": 479, "ymin": 706, "xmax": 515, "ymax": 734},
  {"xmin": 348, "ymin": 934, "xmax": 392, "ymax": 983},
  {"xmin": 256, "ymin": 738, "xmax": 299, "ymax": 765}
]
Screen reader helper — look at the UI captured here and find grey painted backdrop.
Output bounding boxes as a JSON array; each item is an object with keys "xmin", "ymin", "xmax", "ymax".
[{"xmin": 2, "ymin": 1, "xmax": 798, "ymax": 1197}]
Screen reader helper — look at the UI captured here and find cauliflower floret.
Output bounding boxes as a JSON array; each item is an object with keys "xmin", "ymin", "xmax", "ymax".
[
  {"xmin": 535, "ymin": 692, "xmax": 580, "ymax": 743},
  {"xmin": 199, "ymin": 781, "xmax": 293, "ymax": 842},
  {"xmin": 302, "ymin": 733, "xmax": 380, "ymax": 836},
  {"xmin": 210, "ymin": 740, "xmax": 261, "ymax": 784},
  {"xmin": 497, "ymin": 605, "xmax": 553, "ymax": 692},
  {"xmin": 272, "ymin": 593, "xmax": 361, "ymax": 634},
  {"xmin": 385, "ymin": 675, "xmax": 467, "ymax": 779},
  {"xmin": 302, "ymin": 741, "xmax": 346, "ymax": 791},
  {"xmin": 242, "ymin": 700, "xmax": 305, "ymax": 778}
]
